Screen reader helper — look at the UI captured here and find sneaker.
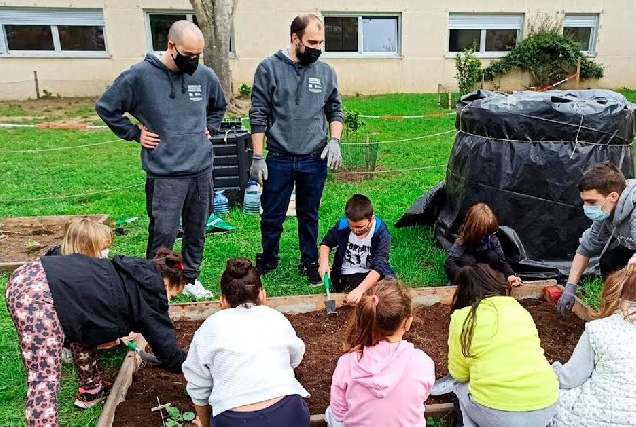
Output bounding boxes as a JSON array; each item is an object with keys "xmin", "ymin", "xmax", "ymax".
[
  {"xmin": 299, "ymin": 261, "xmax": 322, "ymax": 286},
  {"xmin": 183, "ymin": 279, "xmax": 215, "ymax": 299},
  {"xmin": 255, "ymin": 254, "xmax": 277, "ymax": 276},
  {"xmin": 74, "ymin": 380, "xmax": 113, "ymax": 409}
]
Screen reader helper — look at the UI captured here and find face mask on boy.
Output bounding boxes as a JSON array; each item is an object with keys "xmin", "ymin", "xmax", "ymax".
[
  {"xmin": 583, "ymin": 196, "xmax": 611, "ymax": 222},
  {"xmin": 100, "ymin": 249, "xmax": 110, "ymax": 259}
]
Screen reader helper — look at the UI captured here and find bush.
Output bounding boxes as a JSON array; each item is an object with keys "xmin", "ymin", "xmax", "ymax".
[
  {"xmin": 483, "ymin": 19, "xmax": 604, "ymax": 88},
  {"xmin": 455, "ymin": 48, "xmax": 483, "ymax": 96}
]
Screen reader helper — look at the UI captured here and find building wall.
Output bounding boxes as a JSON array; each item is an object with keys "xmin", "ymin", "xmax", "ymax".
[{"xmin": 0, "ymin": 0, "xmax": 634, "ymax": 99}]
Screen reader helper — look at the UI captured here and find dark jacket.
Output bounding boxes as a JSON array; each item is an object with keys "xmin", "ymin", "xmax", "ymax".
[
  {"xmin": 444, "ymin": 236, "xmax": 515, "ymax": 283},
  {"xmin": 320, "ymin": 217, "xmax": 395, "ymax": 288},
  {"xmin": 249, "ymin": 50, "xmax": 344, "ymax": 155},
  {"xmin": 40, "ymin": 254, "xmax": 186, "ymax": 374},
  {"xmin": 96, "ymin": 53, "xmax": 227, "ymax": 177}
]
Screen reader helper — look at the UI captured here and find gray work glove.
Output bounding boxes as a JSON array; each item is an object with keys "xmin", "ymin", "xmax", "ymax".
[
  {"xmin": 557, "ymin": 282, "xmax": 577, "ymax": 315},
  {"xmin": 250, "ymin": 154, "xmax": 268, "ymax": 184},
  {"xmin": 321, "ymin": 137, "xmax": 342, "ymax": 170}
]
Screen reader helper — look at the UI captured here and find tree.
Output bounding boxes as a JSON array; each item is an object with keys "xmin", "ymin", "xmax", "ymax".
[{"xmin": 189, "ymin": 0, "xmax": 238, "ymax": 105}]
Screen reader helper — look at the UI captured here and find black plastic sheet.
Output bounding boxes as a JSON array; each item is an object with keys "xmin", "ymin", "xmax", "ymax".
[{"xmin": 397, "ymin": 89, "xmax": 636, "ymax": 279}]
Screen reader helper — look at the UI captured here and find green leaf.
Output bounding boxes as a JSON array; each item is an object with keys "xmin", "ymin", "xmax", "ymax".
[
  {"xmin": 182, "ymin": 412, "xmax": 196, "ymax": 421},
  {"xmin": 165, "ymin": 420, "xmax": 180, "ymax": 427},
  {"xmin": 166, "ymin": 406, "xmax": 180, "ymax": 418}
]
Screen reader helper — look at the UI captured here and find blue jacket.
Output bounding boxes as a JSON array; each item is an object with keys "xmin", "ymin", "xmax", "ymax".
[{"xmin": 320, "ymin": 217, "xmax": 395, "ymax": 287}]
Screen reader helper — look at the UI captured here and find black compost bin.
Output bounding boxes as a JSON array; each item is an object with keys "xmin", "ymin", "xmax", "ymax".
[{"xmin": 211, "ymin": 121, "xmax": 252, "ymax": 207}]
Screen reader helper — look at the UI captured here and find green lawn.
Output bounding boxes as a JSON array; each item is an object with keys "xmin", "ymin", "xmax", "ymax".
[{"xmin": 1, "ymin": 90, "xmax": 634, "ymax": 426}]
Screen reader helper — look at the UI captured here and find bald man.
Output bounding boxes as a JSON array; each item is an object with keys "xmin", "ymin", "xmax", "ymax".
[{"xmin": 96, "ymin": 20, "xmax": 227, "ymax": 299}]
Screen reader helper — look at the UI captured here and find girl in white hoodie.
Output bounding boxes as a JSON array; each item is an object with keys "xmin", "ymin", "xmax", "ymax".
[
  {"xmin": 326, "ymin": 280, "xmax": 435, "ymax": 427},
  {"xmin": 550, "ymin": 265, "xmax": 636, "ymax": 427}
]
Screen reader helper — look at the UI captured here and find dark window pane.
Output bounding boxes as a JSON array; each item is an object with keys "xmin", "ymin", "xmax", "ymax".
[
  {"xmin": 149, "ymin": 14, "xmax": 188, "ymax": 51},
  {"xmin": 58, "ymin": 26, "xmax": 105, "ymax": 51},
  {"xmin": 325, "ymin": 16, "xmax": 358, "ymax": 52},
  {"xmin": 448, "ymin": 29, "xmax": 481, "ymax": 52},
  {"xmin": 362, "ymin": 17, "xmax": 398, "ymax": 53},
  {"xmin": 5, "ymin": 25, "xmax": 54, "ymax": 51},
  {"xmin": 484, "ymin": 29, "xmax": 517, "ymax": 52},
  {"xmin": 564, "ymin": 27, "xmax": 592, "ymax": 51}
]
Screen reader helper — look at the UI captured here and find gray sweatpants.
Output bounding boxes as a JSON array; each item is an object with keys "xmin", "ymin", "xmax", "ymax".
[
  {"xmin": 455, "ymin": 382, "xmax": 556, "ymax": 427},
  {"xmin": 145, "ymin": 170, "xmax": 213, "ymax": 281}
]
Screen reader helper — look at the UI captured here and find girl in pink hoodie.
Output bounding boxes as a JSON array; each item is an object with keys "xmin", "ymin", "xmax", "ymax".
[{"xmin": 326, "ymin": 280, "xmax": 436, "ymax": 427}]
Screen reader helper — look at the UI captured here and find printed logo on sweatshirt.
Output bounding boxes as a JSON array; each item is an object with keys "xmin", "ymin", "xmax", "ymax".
[
  {"xmin": 188, "ymin": 85, "xmax": 203, "ymax": 102},
  {"xmin": 308, "ymin": 77, "xmax": 322, "ymax": 94}
]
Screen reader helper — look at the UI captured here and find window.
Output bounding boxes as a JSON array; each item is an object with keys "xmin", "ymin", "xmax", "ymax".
[
  {"xmin": 448, "ymin": 14, "xmax": 523, "ymax": 56},
  {"xmin": 146, "ymin": 12, "xmax": 234, "ymax": 55},
  {"xmin": 564, "ymin": 14, "xmax": 598, "ymax": 54},
  {"xmin": 0, "ymin": 8, "xmax": 107, "ymax": 56},
  {"xmin": 324, "ymin": 14, "xmax": 400, "ymax": 56}
]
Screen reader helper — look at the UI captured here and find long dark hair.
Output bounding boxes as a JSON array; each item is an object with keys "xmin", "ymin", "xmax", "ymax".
[
  {"xmin": 343, "ymin": 280, "xmax": 412, "ymax": 354},
  {"xmin": 451, "ymin": 264, "xmax": 511, "ymax": 357},
  {"xmin": 220, "ymin": 258, "xmax": 263, "ymax": 307}
]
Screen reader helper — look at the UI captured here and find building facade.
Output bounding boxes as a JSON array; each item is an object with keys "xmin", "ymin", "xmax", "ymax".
[{"xmin": 0, "ymin": 0, "xmax": 634, "ymax": 100}]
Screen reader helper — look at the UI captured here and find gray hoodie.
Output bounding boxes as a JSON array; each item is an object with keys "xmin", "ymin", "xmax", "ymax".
[
  {"xmin": 577, "ymin": 179, "xmax": 636, "ymax": 258},
  {"xmin": 96, "ymin": 54, "xmax": 227, "ymax": 177},
  {"xmin": 249, "ymin": 50, "xmax": 344, "ymax": 155}
]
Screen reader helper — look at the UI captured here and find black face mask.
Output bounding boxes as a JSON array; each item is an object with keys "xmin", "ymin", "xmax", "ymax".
[
  {"xmin": 296, "ymin": 43, "xmax": 321, "ymax": 66},
  {"xmin": 172, "ymin": 47, "xmax": 199, "ymax": 75}
]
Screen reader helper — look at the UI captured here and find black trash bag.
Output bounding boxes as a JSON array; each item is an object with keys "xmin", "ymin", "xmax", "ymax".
[{"xmin": 398, "ymin": 89, "xmax": 636, "ymax": 280}]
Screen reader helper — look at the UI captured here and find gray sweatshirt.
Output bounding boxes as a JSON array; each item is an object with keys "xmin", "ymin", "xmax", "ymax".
[
  {"xmin": 577, "ymin": 179, "xmax": 636, "ymax": 258},
  {"xmin": 249, "ymin": 50, "xmax": 344, "ymax": 155},
  {"xmin": 96, "ymin": 54, "xmax": 227, "ymax": 177}
]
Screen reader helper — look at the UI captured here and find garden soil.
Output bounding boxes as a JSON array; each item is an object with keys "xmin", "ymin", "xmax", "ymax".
[
  {"xmin": 112, "ymin": 298, "xmax": 585, "ymax": 426},
  {"xmin": 0, "ymin": 223, "xmax": 66, "ymax": 263}
]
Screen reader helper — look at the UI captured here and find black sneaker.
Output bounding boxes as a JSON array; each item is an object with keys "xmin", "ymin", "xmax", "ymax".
[
  {"xmin": 74, "ymin": 380, "xmax": 113, "ymax": 409},
  {"xmin": 299, "ymin": 261, "xmax": 322, "ymax": 286},
  {"xmin": 255, "ymin": 254, "xmax": 277, "ymax": 276}
]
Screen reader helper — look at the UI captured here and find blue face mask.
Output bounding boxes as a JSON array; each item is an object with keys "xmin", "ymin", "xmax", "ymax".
[
  {"xmin": 583, "ymin": 196, "xmax": 610, "ymax": 222},
  {"xmin": 483, "ymin": 236, "xmax": 492, "ymax": 245}
]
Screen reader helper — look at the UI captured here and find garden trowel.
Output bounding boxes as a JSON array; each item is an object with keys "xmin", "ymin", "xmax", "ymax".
[
  {"xmin": 323, "ymin": 274, "xmax": 337, "ymax": 315},
  {"xmin": 125, "ymin": 340, "xmax": 160, "ymax": 365}
]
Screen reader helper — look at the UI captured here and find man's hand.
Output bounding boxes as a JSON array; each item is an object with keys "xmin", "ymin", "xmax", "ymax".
[
  {"xmin": 507, "ymin": 275, "xmax": 523, "ymax": 287},
  {"xmin": 205, "ymin": 128, "xmax": 211, "ymax": 139},
  {"xmin": 139, "ymin": 125, "xmax": 160, "ymax": 149},
  {"xmin": 345, "ymin": 287, "xmax": 365, "ymax": 305},
  {"xmin": 557, "ymin": 282, "xmax": 577, "ymax": 315},
  {"xmin": 318, "ymin": 262, "xmax": 330, "ymax": 280},
  {"xmin": 321, "ymin": 137, "xmax": 342, "ymax": 170},
  {"xmin": 250, "ymin": 154, "xmax": 268, "ymax": 184}
]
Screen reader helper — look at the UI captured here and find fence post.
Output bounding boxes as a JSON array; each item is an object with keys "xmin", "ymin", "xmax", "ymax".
[
  {"xmin": 448, "ymin": 91, "xmax": 452, "ymax": 110},
  {"xmin": 33, "ymin": 71, "xmax": 40, "ymax": 99},
  {"xmin": 575, "ymin": 58, "xmax": 581, "ymax": 90}
]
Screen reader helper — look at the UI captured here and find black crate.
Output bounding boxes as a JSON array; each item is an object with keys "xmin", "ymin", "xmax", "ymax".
[{"xmin": 211, "ymin": 129, "xmax": 252, "ymax": 207}]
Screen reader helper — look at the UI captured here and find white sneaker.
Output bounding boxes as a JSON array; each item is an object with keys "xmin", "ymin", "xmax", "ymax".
[
  {"xmin": 62, "ymin": 348, "xmax": 73, "ymax": 364},
  {"xmin": 183, "ymin": 279, "xmax": 214, "ymax": 299}
]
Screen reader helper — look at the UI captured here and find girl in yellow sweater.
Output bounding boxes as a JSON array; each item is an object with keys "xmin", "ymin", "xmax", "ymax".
[{"xmin": 448, "ymin": 264, "xmax": 558, "ymax": 427}]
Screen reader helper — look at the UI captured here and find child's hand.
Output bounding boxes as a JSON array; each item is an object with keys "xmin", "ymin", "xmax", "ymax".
[
  {"xmin": 508, "ymin": 275, "xmax": 523, "ymax": 287},
  {"xmin": 345, "ymin": 287, "xmax": 365, "ymax": 305},
  {"xmin": 318, "ymin": 262, "xmax": 331, "ymax": 280}
]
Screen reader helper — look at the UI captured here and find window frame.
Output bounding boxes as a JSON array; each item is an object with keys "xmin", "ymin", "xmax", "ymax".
[
  {"xmin": 144, "ymin": 10, "xmax": 235, "ymax": 58},
  {"xmin": 563, "ymin": 14, "xmax": 599, "ymax": 56},
  {"xmin": 447, "ymin": 13, "xmax": 524, "ymax": 58},
  {"xmin": 322, "ymin": 13, "xmax": 402, "ymax": 58},
  {"xmin": 0, "ymin": 8, "xmax": 109, "ymax": 58}
]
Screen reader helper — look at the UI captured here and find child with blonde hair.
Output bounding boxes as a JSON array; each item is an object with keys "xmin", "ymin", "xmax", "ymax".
[
  {"xmin": 445, "ymin": 203, "xmax": 522, "ymax": 287},
  {"xmin": 550, "ymin": 265, "xmax": 636, "ymax": 426},
  {"xmin": 326, "ymin": 280, "xmax": 435, "ymax": 427},
  {"xmin": 60, "ymin": 217, "xmax": 113, "ymax": 258}
]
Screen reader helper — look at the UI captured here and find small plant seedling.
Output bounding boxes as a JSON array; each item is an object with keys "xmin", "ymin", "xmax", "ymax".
[
  {"xmin": 165, "ymin": 406, "xmax": 196, "ymax": 427},
  {"xmin": 26, "ymin": 239, "xmax": 41, "ymax": 251},
  {"xmin": 239, "ymin": 83, "xmax": 252, "ymax": 97}
]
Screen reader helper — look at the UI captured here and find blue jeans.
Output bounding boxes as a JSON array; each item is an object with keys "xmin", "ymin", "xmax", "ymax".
[
  {"xmin": 260, "ymin": 150, "xmax": 328, "ymax": 267},
  {"xmin": 212, "ymin": 394, "xmax": 310, "ymax": 427}
]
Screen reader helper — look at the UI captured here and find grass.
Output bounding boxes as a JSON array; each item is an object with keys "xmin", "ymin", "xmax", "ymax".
[{"xmin": 1, "ymin": 89, "xmax": 634, "ymax": 425}]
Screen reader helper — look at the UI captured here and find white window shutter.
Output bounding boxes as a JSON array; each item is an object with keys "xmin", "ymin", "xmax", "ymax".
[
  {"xmin": 564, "ymin": 15, "xmax": 598, "ymax": 28},
  {"xmin": 449, "ymin": 14, "xmax": 524, "ymax": 30},
  {"xmin": 0, "ymin": 8, "xmax": 105, "ymax": 26}
]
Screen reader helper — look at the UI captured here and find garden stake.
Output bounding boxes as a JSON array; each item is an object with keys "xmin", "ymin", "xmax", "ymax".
[
  {"xmin": 323, "ymin": 274, "xmax": 337, "ymax": 315},
  {"xmin": 152, "ymin": 396, "xmax": 169, "ymax": 427}
]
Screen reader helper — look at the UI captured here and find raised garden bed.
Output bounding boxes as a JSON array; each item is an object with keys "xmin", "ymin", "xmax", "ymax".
[
  {"xmin": 0, "ymin": 214, "xmax": 108, "ymax": 273},
  {"xmin": 100, "ymin": 282, "xmax": 592, "ymax": 427}
]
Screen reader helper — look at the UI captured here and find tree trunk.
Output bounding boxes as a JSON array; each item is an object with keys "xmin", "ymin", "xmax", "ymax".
[{"xmin": 189, "ymin": 0, "xmax": 237, "ymax": 105}]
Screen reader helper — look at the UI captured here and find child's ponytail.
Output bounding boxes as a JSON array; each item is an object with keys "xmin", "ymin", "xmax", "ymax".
[
  {"xmin": 595, "ymin": 265, "xmax": 636, "ymax": 320},
  {"xmin": 343, "ymin": 280, "xmax": 412, "ymax": 354}
]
